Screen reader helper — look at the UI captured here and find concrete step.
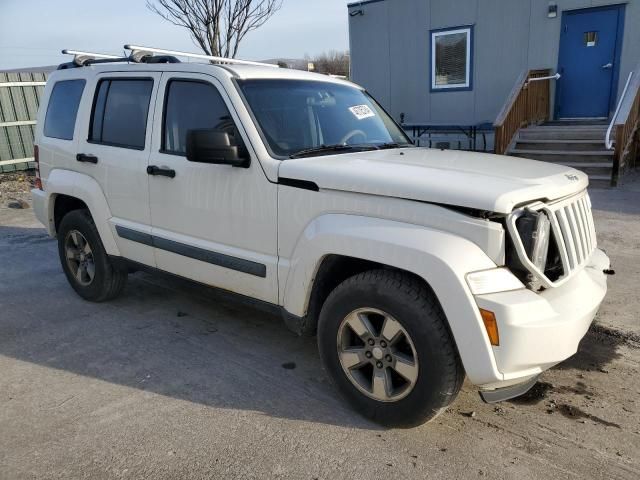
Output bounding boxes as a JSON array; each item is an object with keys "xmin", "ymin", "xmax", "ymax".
[
  {"xmin": 559, "ymin": 163, "xmax": 613, "ymax": 176},
  {"xmin": 512, "ymin": 123, "xmax": 613, "ymax": 188},
  {"xmin": 556, "ymin": 161, "xmax": 612, "ymax": 168},
  {"xmin": 518, "ymin": 129, "xmax": 606, "ymax": 141},
  {"xmin": 509, "ymin": 152, "xmax": 612, "ymax": 180},
  {"xmin": 541, "ymin": 121, "xmax": 608, "ymax": 127},
  {"xmin": 527, "ymin": 123, "xmax": 609, "ymax": 130},
  {"xmin": 588, "ymin": 175, "xmax": 613, "ymax": 188},
  {"xmin": 510, "ymin": 149, "xmax": 614, "ymax": 163},
  {"xmin": 519, "ymin": 161, "xmax": 612, "ymax": 177},
  {"xmin": 514, "ymin": 139, "xmax": 609, "ymax": 152}
]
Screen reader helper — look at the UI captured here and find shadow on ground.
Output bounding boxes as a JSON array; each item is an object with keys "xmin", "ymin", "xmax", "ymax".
[
  {"xmin": 554, "ymin": 321, "xmax": 633, "ymax": 372},
  {"xmin": 1, "ymin": 224, "xmax": 634, "ymax": 430},
  {"xmin": 0, "ymin": 226, "xmax": 379, "ymax": 430}
]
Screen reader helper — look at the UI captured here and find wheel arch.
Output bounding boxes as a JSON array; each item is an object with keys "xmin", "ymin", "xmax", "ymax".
[
  {"xmin": 45, "ymin": 169, "xmax": 120, "ymax": 256},
  {"xmin": 292, "ymin": 254, "xmax": 435, "ymax": 336},
  {"xmin": 281, "ymin": 213, "xmax": 504, "ymax": 385},
  {"xmin": 53, "ymin": 194, "xmax": 89, "ymax": 232}
]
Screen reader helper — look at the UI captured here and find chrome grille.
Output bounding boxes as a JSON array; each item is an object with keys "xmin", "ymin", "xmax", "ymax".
[{"xmin": 548, "ymin": 191, "xmax": 597, "ymax": 277}]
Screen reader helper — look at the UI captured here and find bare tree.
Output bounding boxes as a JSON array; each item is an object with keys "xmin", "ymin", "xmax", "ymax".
[
  {"xmin": 310, "ymin": 51, "xmax": 350, "ymax": 77},
  {"xmin": 147, "ymin": 0, "xmax": 283, "ymax": 58}
]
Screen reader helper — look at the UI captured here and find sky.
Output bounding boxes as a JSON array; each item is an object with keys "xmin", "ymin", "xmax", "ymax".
[{"xmin": 0, "ymin": 0, "xmax": 351, "ymax": 70}]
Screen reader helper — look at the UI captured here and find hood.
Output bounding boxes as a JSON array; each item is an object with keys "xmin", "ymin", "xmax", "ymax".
[{"xmin": 278, "ymin": 148, "xmax": 588, "ymax": 213}]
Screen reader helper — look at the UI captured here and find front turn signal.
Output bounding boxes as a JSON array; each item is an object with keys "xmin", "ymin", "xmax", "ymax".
[{"xmin": 480, "ymin": 309, "xmax": 500, "ymax": 346}]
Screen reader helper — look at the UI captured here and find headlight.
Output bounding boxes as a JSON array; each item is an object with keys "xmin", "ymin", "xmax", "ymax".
[
  {"xmin": 466, "ymin": 268, "xmax": 524, "ymax": 295},
  {"xmin": 516, "ymin": 209, "xmax": 551, "ymax": 272}
]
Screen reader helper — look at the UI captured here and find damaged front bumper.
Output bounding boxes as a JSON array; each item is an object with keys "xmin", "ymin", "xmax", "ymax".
[
  {"xmin": 479, "ymin": 374, "xmax": 540, "ymax": 403},
  {"xmin": 474, "ymin": 248, "xmax": 610, "ymax": 400}
]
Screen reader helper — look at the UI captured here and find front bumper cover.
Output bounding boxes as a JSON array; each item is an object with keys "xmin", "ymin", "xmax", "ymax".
[
  {"xmin": 479, "ymin": 375, "xmax": 539, "ymax": 403},
  {"xmin": 474, "ymin": 248, "xmax": 609, "ymax": 389}
]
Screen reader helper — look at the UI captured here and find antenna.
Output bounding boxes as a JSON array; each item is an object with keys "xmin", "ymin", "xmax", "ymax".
[{"xmin": 124, "ymin": 44, "xmax": 279, "ymax": 68}]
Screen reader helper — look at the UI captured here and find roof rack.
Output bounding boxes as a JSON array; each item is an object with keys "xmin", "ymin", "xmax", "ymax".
[
  {"xmin": 124, "ymin": 44, "xmax": 279, "ymax": 68},
  {"xmin": 59, "ymin": 49, "xmax": 126, "ymax": 69},
  {"xmin": 62, "ymin": 49, "xmax": 122, "ymax": 61},
  {"xmin": 58, "ymin": 45, "xmax": 279, "ymax": 70}
]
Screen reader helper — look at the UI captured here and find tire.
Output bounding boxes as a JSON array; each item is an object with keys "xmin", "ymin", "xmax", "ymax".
[
  {"xmin": 317, "ymin": 269, "xmax": 464, "ymax": 428},
  {"xmin": 57, "ymin": 209, "xmax": 127, "ymax": 302}
]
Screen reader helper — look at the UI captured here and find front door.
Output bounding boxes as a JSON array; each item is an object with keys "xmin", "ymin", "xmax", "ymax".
[
  {"xmin": 147, "ymin": 72, "xmax": 278, "ymax": 304},
  {"xmin": 556, "ymin": 6, "xmax": 623, "ymax": 119}
]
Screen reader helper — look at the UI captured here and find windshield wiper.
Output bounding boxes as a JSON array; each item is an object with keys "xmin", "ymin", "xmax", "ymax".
[
  {"xmin": 376, "ymin": 142, "xmax": 413, "ymax": 150},
  {"xmin": 289, "ymin": 144, "xmax": 376, "ymax": 159}
]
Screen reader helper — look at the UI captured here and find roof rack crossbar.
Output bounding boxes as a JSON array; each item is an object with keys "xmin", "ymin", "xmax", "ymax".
[
  {"xmin": 60, "ymin": 45, "xmax": 279, "ymax": 69},
  {"xmin": 124, "ymin": 44, "xmax": 279, "ymax": 68},
  {"xmin": 61, "ymin": 49, "xmax": 124, "ymax": 67}
]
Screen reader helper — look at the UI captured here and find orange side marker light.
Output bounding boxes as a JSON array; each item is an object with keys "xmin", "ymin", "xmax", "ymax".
[{"xmin": 480, "ymin": 309, "xmax": 500, "ymax": 346}]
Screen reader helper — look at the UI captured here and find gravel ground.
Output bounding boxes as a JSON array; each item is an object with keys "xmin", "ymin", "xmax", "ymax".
[
  {"xmin": 0, "ymin": 172, "xmax": 35, "ymax": 210},
  {"xmin": 0, "ymin": 173, "xmax": 638, "ymax": 479}
]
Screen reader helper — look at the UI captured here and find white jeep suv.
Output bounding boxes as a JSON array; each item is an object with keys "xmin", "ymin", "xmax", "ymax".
[{"xmin": 31, "ymin": 47, "xmax": 610, "ymax": 427}]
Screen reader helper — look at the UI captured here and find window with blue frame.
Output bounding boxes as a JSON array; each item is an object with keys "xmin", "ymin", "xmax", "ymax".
[{"xmin": 431, "ymin": 26, "xmax": 473, "ymax": 91}]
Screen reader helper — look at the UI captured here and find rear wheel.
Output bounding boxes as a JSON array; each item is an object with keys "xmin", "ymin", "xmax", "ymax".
[
  {"xmin": 318, "ymin": 269, "xmax": 464, "ymax": 427},
  {"xmin": 57, "ymin": 209, "xmax": 127, "ymax": 302}
]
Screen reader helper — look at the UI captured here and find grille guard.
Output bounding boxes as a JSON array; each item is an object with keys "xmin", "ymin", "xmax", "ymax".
[{"xmin": 506, "ymin": 191, "xmax": 597, "ymax": 289}]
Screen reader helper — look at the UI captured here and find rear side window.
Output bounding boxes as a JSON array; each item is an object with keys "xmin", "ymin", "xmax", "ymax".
[
  {"xmin": 43, "ymin": 79, "xmax": 86, "ymax": 140},
  {"xmin": 89, "ymin": 79, "xmax": 153, "ymax": 150},
  {"xmin": 162, "ymin": 80, "xmax": 234, "ymax": 155}
]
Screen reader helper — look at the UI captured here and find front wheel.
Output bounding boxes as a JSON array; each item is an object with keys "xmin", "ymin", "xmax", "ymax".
[
  {"xmin": 318, "ymin": 270, "xmax": 464, "ymax": 427},
  {"xmin": 57, "ymin": 209, "xmax": 127, "ymax": 302}
]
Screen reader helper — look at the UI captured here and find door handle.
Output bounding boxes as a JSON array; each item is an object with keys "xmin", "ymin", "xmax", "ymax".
[
  {"xmin": 76, "ymin": 153, "xmax": 98, "ymax": 164},
  {"xmin": 602, "ymin": 63, "xmax": 613, "ymax": 69},
  {"xmin": 147, "ymin": 165, "xmax": 176, "ymax": 178}
]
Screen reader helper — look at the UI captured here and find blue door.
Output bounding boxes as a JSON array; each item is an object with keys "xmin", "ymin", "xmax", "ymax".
[{"xmin": 556, "ymin": 6, "xmax": 623, "ymax": 119}]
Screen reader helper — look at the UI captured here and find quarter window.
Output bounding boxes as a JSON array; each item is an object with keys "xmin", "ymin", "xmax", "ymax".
[
  {"xmin": 89, "ymin": 79, "xmax": 153, "ymax": 149},
  {"xmin": 162, "ymin": 80, "xmax": 235, "ymax": 155},
  {"xmin": 431, "ymin": 26, "xmax": 473, "ymax": 90},
  {"xmin": 43, "ymin": 79, "xmax": 86, "ymax": 140}
]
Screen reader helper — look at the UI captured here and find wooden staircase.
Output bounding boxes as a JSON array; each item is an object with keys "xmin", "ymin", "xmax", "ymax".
[{"xmin": 507, "ymin": 123, "xmax": 613, "ymax": 188}]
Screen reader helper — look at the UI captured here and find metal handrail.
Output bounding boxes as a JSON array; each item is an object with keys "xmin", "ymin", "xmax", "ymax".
[
  {"xmin": 525, "ymin": 72, "xmax": 561, "ymax": 86},
  {"xmin": 606, "ymin": 71, "xmax": 634, "ymax": 150}
]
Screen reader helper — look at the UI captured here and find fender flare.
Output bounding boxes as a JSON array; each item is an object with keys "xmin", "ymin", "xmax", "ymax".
[
  {"xmin": 282, "ymin": 213, "xmax": 503, "ymax": 385},
  {"xmin": 44, "ymin": 169, "xmax": 120, "ymax": 256}
]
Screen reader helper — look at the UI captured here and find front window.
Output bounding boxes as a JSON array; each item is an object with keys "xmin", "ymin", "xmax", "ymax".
[
  {"xmin": 237, "ymin": 79, "xmax": 411, "ymax": 158},
  {"xmin": 431, "ymin": 26, "xmax": 473, "ymax": 91},
  {"xmin": 162, "ymin": 80, "xmax": 235, "ymax": 156}
]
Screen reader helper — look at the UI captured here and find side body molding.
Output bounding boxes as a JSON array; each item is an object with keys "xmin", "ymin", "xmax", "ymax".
[
  {"xmin": 43, "ymin": 169, "xmax": 120, "ymax": 256},
  {"xmin": 281, "ymin": 214, "xmax": 503, "ymax": 385}
]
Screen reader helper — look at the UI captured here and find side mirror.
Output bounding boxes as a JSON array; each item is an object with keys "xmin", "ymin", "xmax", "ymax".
[{"xmin": 185, "ymin": 129, "xmax": 250, "ymax": 167}]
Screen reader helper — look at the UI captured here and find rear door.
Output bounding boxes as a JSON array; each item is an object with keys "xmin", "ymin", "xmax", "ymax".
[
  {"xmin": 75, "ymin": 72, "xmax": 161, "ymax": 267},
  {"xmin": 37, "ymin": 77, "xmax": 87, "ymax": 184},
  {"xmin": 146, "ymin": 72, "xmax": 278, "ymax": 303}
]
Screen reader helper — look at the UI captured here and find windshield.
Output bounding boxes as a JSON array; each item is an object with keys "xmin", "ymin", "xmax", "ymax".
[{"xmin": 237, "ymin": 79, "xmax": 412, "ymax": 158}]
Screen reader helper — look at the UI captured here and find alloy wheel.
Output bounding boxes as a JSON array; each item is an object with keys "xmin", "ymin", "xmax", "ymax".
[
  {"xmin": 337, "ymin": 308, "xmax": 419, "ymax": 402},
  {"xmin": 64, "ymin": 230, "xmax": 95, "ymax": 287}
]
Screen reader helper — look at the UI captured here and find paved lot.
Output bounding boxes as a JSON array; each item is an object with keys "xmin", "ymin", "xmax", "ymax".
[{"xmin": 1, "ymin": 177, "xmax": 639, "ymax": 479}]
